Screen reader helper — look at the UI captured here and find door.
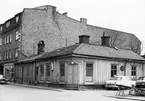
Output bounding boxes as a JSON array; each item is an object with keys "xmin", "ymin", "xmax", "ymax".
[{"xmin": 67, "ymin": 65, "xmax": 78, "ymax": 84}]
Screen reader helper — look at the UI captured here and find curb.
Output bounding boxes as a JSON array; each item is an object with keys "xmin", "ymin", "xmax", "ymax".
[{"xmin": 8, "ymin": 82, "xmax": 64, "ymax": 92}]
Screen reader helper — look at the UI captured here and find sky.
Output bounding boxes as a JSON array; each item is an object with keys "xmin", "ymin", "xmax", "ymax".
[{"xmin": 0, "ymin": 0, "xmax": 145, "ymax": 54}]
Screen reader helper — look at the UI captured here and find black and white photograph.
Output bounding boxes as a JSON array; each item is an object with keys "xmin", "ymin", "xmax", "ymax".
[{"xmin": 0, "ymin": 0, "xmax": 145, "ymax": 101}]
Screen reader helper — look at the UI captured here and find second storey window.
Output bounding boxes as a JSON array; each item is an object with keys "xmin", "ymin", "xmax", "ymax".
[
  {"xmin": 111, "ymin": 64, "xmax": 117, "ymax": 77},
  {"xmin": 0, "ymin": 26, "xmax": 2, "ymax": 31},
  {"xmin": 6, "ymin": 21, "xmax": 10, "ymax": 28},
  {"xmin": 0, "ymin": 38, "xmax": 2, "ymax": 45},
  {"xmin": 4, "ymin": 36, "xmax": 6, "ymax": 44},
  {"xmin": 9, "ymin": 50, "xmax": 11, "ymax": 59},
  {"xmin": 6, "ymin": 35, "xmax": 9, "ymax": 44},
  {"xmin": 9, "ymin": 34, "xmax": 12, "ymax": 42},
  {"xmin": 15, "ymin": 48, "xmax": 18, "ymax": 58},
  {"xmin": 0, "ymin": 53, "xmax": 2, "ymax": 60},
  {"xmin": 15, "ymin": 31, "xmax": 19, "ymax": 40}
]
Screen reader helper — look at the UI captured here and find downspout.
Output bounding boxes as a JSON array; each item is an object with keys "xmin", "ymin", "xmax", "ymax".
[{"xmin": 124, "ymin": 60, "xmax": 128, "ymax": 76}]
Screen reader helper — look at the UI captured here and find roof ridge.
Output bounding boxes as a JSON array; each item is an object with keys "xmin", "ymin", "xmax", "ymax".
[{"xmin": 73, "ymin": 43, "xmax": 85, "ymax": 53}]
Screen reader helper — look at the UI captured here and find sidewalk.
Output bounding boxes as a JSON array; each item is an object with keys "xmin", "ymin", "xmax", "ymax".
[{"xmin": 8, "ymin": 82, "xmax": 64, "ymax": 92}]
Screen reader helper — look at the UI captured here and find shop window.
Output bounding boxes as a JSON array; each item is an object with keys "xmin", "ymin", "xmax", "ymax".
[
  {"xmin": 60, "ymin": 63, "xmax": 65, "ymax": 76},
  {"xmin": 40, "ymin": 64, "xmax": 44, "ymax": 77},
  {"xmin": 46, "ymin": 63, "xmax": 51, "ymax": 76},
  {"xmin": 111, "ymin": 64, "xmax": 117, "ymax": 77},
  {"xmin": 86, "ymin": 63, "xmax": 93, "ymax": 82},
  {"xmin": 131, "ymin": 65, "xmax": 136, "ymax": 78}
]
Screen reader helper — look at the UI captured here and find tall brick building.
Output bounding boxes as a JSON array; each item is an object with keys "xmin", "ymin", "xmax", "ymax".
[{"xmin": 0, "ymin": 5, "xmax": 141, "ymax": 80}]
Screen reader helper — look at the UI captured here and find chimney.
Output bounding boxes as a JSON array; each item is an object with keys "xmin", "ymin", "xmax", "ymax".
[
  {"xmin": 37, "ymin": 40, "xmax": 45, "ymax": 55},
  {"xmin": 62, "ymin": 12, "xmax": 68, "ymax": 16},
  {"xmin": 80, "ymin": 18, "xmax": 87, "ymax": 24},
  {"xmin": 79, "ymin": 35, "xmax": 90, "ymax": 44},
  {"xmin": 101, "ymin": 32, "xmax": 110, "ymax": 46}
]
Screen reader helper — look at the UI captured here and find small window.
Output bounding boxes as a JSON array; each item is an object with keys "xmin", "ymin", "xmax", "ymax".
[
  {"xmin": 16, "ymin": 16, "xmax": 19, "ymax": 22},
  {"xmin": 40, "ymin": 64, "xmax": 44, "ymax": 77},
  {"xmin": 0, "ymin": 26, "xmax": 2, "ymax": 31},
  {"xmin": 111, "ymin": 64, "xmax": 117, "ymax": 77},
  {"xmin": 6, "ymin": 51, "xmax": 8, "ymax": 59},
  {"xmin": 0, "ymin": 53, "xmax": 1, "ymax": 60},
  {"xmin": 6, "ymin": 21, "xmax": 10, "ymax": 28},
  {"xmin": 6, "ymin": 35, "xmax": 9, "ymax": 43},
  {"xmin": 15, "ymin": 48, "xmax": 18, "ymax": 58},
  {"xmin": 60, "ymin": 63, "xmax": 65, "ymax": 76},
  {"xmin": 15, "ymin": 31, "xmax": 19, "ymax": 40},
  {"xmin": 4, "ymin": 36, "xmax": 7, "ymax": 44},
  {"xmin": 9, "ymin": 50, "xmax": 11, "ymax": 59},
  {"xmin": 0, "ymin": 38, "xmax": 2, "ymax": 45},
  {"xmin": 46, "ymin": 63, "xmax": 51, "ymax": 76},
  {"xmin": 131, "ymin": 65, "xmax": 136, "ymax": 78},
  {"xmin": 9, "ymin": 34, "xmax": 12, "ymax": 42}
]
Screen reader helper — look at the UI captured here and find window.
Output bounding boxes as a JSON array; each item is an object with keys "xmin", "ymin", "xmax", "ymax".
[
  {"xmin": 6, "ymin": 51, "xmax": 9, "ymax": 60},
  {"xmin": 0, "ymin": 38, "xmax": 2, "ymax": 45},
  {"xmin": 86, "ymin": 63, "xmax": 93, "ymax": 77},
  {"xmin": 15, "ymin": 48, "xmax": 18, "ymax": 58},
  {"xmin": 46, "ymin": 63, "xmax": 51, "ymax": 76},
  {"xmin": 6, "ymin": 35, "xmax": 9, "ymax": 43},
  {"xmin": 60, "ymin": 63, "xmax": 65, "ymax": 76},
  {"xmin": 131, "ymin": 66, "xmax": 136, "ymax": 77},
  {"xmin": 9, "ymin": 50, "xmax": 11, "ymax": 59},
  {"xmin": 0, "ymin": 26, "xmax": 2, "ymax": 31},
  {"xmin": 4, "ymin": 52, "xmax": 6, "ymax": 60},
  {"xmin": 9, "ymin": 34, "xmax": 12, "ymax": 42},
  {"xmin": 40, "ymin": 64, "xmax": 44, "ymax": 77},
  {"xmin": 4, "ymin": 36, "xmax": 6, "ymax": 44},
  {"xmin": 16, "ymin": 16, "xmax": 19, "ymax": 22},
  {"xmin": 6, "ymin": 21, "xmax": 10, "ymax": 28},
  {"xmin": 111, "ymin": 64, "xmax": 117, "ymax": 77},
  {"xmin": 15, "ymin": 31, "xmax": 19, "ymax": 40},
  {"xmin": 0, "ymin": 53, "xmax": 2, "ymax": 60}
]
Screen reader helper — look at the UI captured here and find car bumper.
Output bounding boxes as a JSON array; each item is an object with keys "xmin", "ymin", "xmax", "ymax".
[
  {"xmin": 105, "ymin": 84, "xmax": 118, "ymax": 88},
  {"xmin": 0, "ymin": 81, "xmax": 7, "ymax": 84}
]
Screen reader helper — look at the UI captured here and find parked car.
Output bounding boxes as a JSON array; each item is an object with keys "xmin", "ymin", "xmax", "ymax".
[
  {"xmin": 136, "ymin": 76, "xmax": 145, "ymax": 88},
  {"xmin": 0, "ymin": 75, "xmax": 7, "ymax": 84},
  {"xmin": 105, "ymin": 76, "xmax": 136, "ymax": 89}
]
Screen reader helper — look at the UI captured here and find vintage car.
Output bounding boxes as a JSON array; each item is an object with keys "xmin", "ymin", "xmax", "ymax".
[
  {"xmin": 105, "ymin": 76, "xmax": 136, "ymax": 89},
  {"xmin": 0, "ymin": 75, "xmax": 8, "ymax": 84},
  {"xmin": 136, "ymin": 76, "xmax": 145, "ymax": 88}
]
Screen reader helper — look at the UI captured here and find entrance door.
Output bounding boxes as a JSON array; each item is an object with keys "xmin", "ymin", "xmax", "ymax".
[{"xmin": 67, "ymin": 65, "xmax": 78, "ymax": 84}]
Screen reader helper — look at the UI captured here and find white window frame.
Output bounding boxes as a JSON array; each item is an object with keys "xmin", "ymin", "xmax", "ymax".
[{"xmin": 85, "ymin": 62, "xmax": 94, "ymax": 82}]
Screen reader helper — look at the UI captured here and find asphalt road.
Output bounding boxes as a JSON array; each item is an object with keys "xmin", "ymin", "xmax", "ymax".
[{"xmin": 0, "ymin": 84, "xmax": 144, "ymax": 101}]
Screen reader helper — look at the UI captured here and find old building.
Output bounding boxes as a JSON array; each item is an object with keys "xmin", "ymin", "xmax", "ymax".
[
  {"xmin": 0, "ymin": 5, "xmax": 141, "ymax": 80},
  {"xmin": 14, "ymin": 35, "xmax": 145, "ymax": 89}
]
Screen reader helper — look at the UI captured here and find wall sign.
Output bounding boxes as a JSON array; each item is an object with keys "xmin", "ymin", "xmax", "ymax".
[{"xmin": 120, "ymin": 66, "xmax": 125, "ymax": 71}]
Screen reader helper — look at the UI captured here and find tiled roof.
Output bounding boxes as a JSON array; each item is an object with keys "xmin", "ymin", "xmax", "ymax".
[{"xmin": 17, "ymin": 43, "xmax": 145, "ymax": 63}]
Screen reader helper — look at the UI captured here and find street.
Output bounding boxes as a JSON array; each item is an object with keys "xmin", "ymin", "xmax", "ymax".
[{"xmin": 0, "ymin": 84, "xmax": 145, "ymax": 101}]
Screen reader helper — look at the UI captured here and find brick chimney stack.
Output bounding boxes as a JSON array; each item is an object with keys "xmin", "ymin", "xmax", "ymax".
[
  {"xmin": 80, "ymin": 18, "xmax": 87, "ymax": 24},
  {"xmin": 37, "ymin": 40, "xmax": 45, "ymax": 55},
  {"xmin": 101, "ymin": 32, "xmax": 110, "ymax": 47},
  {"xmin": 79, "ymin": 35, "xmax": 90, "ymax": 44}
]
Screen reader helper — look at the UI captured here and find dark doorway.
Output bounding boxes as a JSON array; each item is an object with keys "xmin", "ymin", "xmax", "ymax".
[{"xmin": 0, "ymin": 65, "xmax": 4, "ymax": 75}]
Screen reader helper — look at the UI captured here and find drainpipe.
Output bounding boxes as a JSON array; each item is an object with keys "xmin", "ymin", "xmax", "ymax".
[{"xmin": 124, "ymin": 60, "xmax": 127, "ymax": 76}]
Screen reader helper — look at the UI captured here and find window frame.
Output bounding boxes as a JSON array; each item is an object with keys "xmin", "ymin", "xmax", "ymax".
[
  {"xmin": 131, "ymin": 65, "xmax": 137, "ymax": 77},
  {"xmin": 15, "ymin": 48, "xmax": 18, "ymax": 58},
  {"xmin": 85, "ymin": 62, "xmax": 94, "ymax": 82},
  {"xmin": 111, "ymin": 64, "xmax": 117, "ymax": 77},
  {"xmin": 6, "ymin": 21, "xmax": 10, "ymax": 28},
  {"xmin": 60, "ymin": 62, "xmax": 65, "ymax": 77},
  {"xmin": 40, "ymin": 64, "xmax": 44, "ymax": 77},
  {"xmin": 46, "ymin": 63, "xmax": 51, "ymax": 76},
  {"xmin": 15, "ymin": 31, "xmax": 19, "ymax": 40}
]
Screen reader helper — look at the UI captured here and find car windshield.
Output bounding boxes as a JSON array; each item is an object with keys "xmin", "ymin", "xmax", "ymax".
[
  {"xmin": 110, "ymin": 77, "xmax": 122, "ymax": 80},
  {"xmin": 138, "ymin": 77, "xmax": 145, "ymax": 80}
]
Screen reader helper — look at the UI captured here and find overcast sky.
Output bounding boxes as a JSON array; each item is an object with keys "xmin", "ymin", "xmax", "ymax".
[{"xmin": 0, "ymin": 0, "xmax": 145, "ymax": 54}]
